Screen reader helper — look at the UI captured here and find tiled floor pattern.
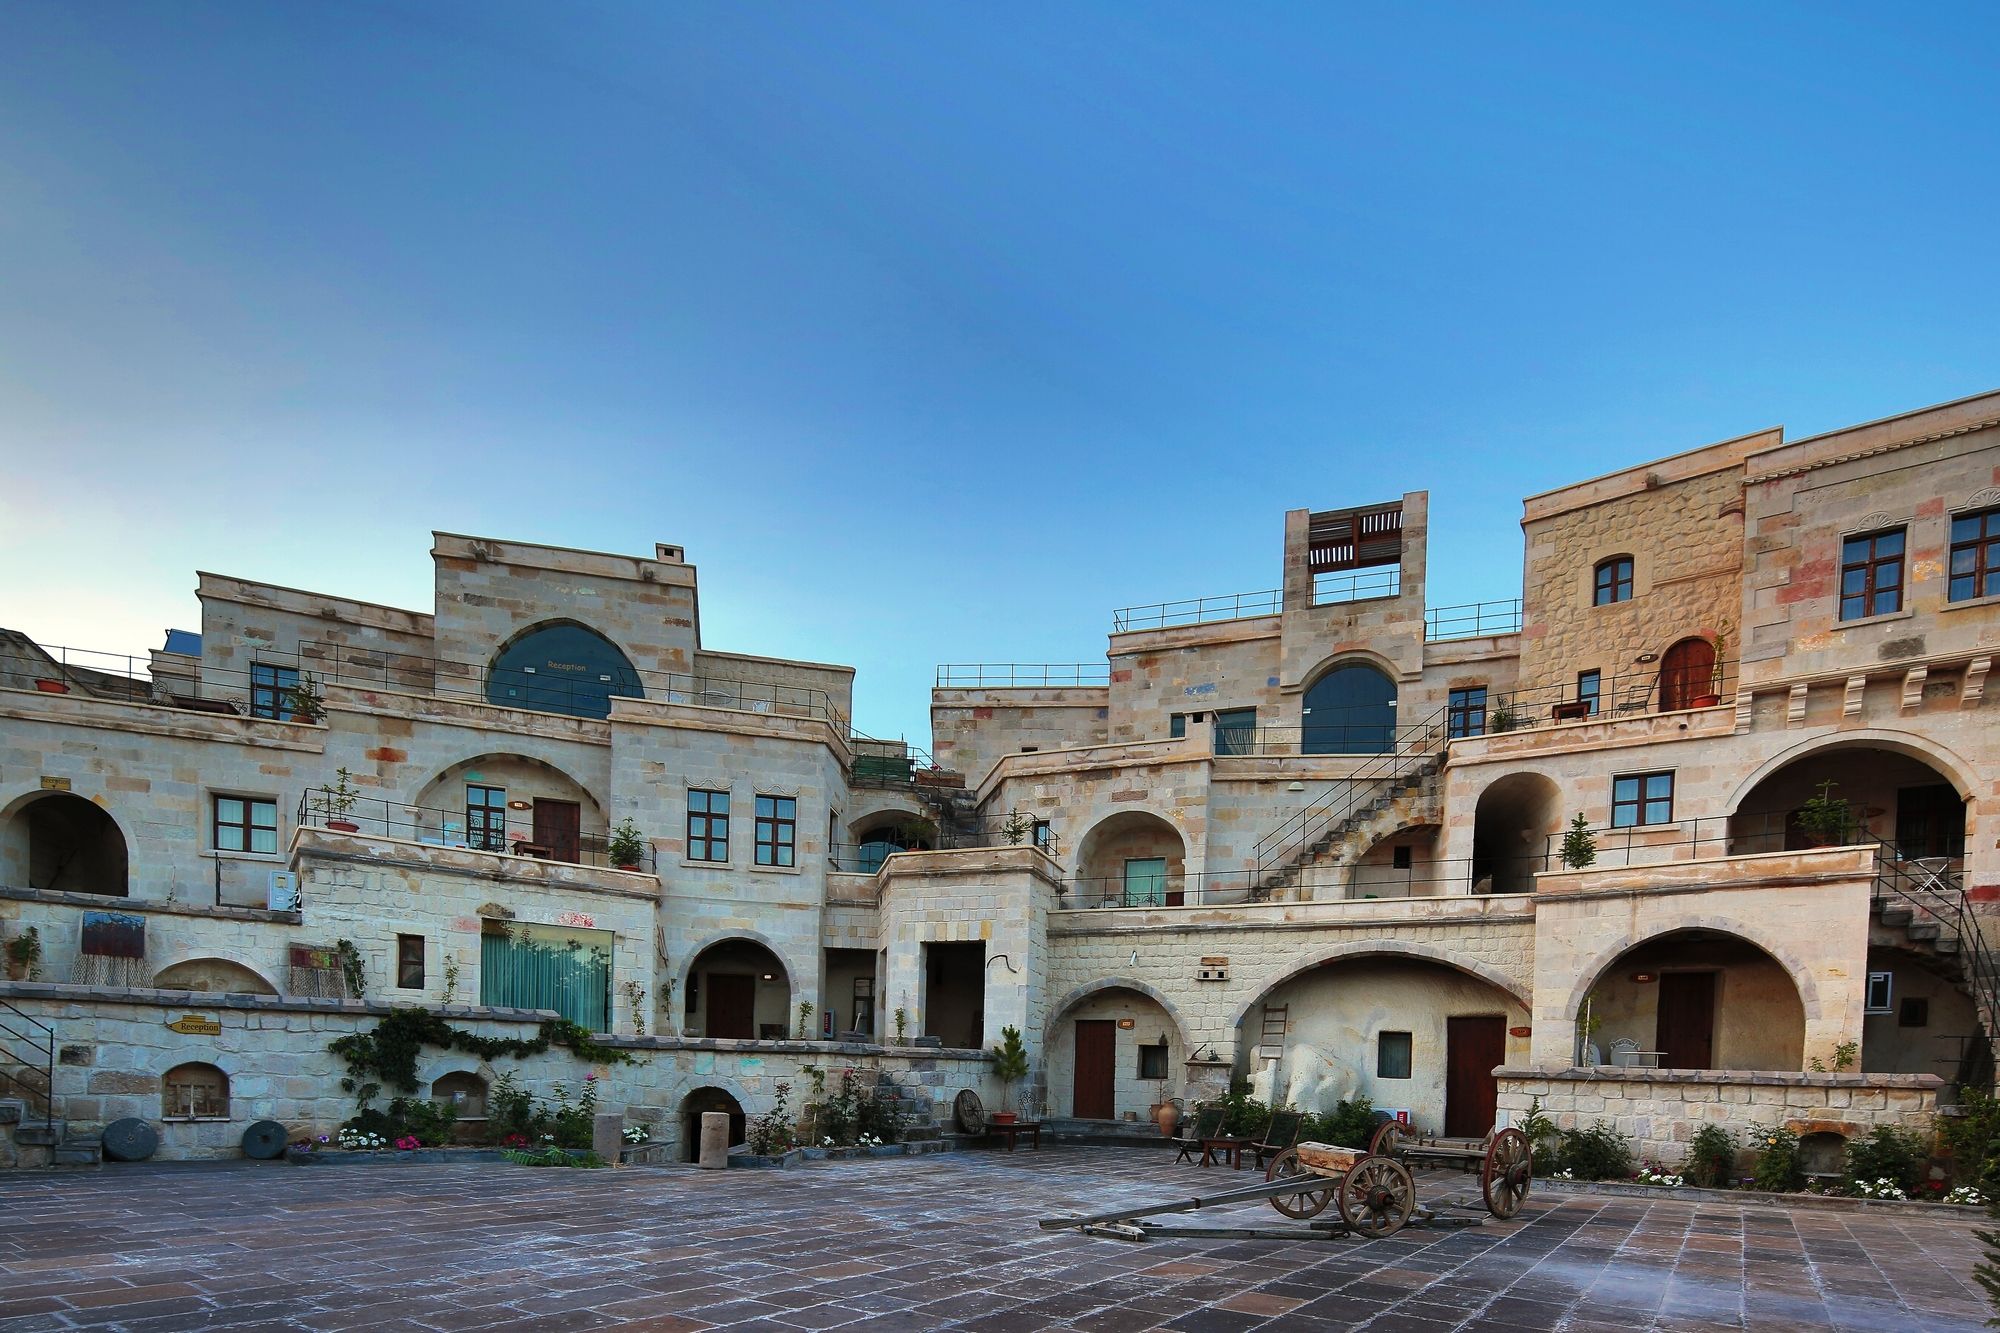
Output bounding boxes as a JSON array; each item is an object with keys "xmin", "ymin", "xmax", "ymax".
[{"xmin": 0, "ymin": 1148, "xmax": 1989, "ymax": 1331}]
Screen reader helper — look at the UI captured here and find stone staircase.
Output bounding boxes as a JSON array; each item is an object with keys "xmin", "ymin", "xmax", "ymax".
[
  {"xmin": 0, "ymin": 1099, "xmax": 100, "ymax": 1169},
  {"xmin": 1255, "ymin": 755, "xmax": 1444, "ymax": 900},
  {"xmin": 875, "ymin": 1074, "xmax": 953, "ymax": 1155},
  {"xmin": 1869, "ymin": 844, "xmax": 2000, "ymax": 1083}
]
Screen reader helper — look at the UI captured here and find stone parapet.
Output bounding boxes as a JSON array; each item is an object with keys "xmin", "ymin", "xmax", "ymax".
[{"xmin": 0, "ymin": 884, "xmax": 300, "ymax": 925}]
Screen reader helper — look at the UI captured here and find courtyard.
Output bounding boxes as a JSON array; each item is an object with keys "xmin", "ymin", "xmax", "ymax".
[{"xmin": 0, "ymin": 1148, "xmax": 1990, "ymax": 1332}]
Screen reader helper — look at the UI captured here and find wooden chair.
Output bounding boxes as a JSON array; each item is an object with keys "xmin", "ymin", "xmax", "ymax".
[
  {"xmin": 1252, "ymin": 1109, "xmax": 1304, "ymax": 1170},
  {"xmin": 1174, "ymin": 1106, "xmax": 1225, "ymax": 1165}
]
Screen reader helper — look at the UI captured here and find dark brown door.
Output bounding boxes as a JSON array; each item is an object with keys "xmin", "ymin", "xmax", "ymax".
[
  {"xmin": 1897, "ymin": 784, "xmax": 1966, "ymax": 859},
  {"xmin": 1659, "ymin": 637, "xmax": 1716, "ymax": 711},
  {"xmin": 706, "ymin": 974, "xmax": 755, "ymax": 1040},
  {"xmin": 1656, "ymin": 972, "xmax": 1716, "ymax": 1069},
  {"xmin": 1073, "ymin": 1020, "xmax": 1117, "ymax": 1120},
  {"xmin": 533, "ymin": 799, "xmax": 582, "ymax": 863},
  {"xmin": 1444, "ymin": 1015, "xmax": 1505, "ymax": 1138}
]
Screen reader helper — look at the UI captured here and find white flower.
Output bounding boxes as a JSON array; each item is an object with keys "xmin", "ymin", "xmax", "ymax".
[{"xmin": 1946, "ymin": 1185, "xmax": 1987, "ymax": 1206}]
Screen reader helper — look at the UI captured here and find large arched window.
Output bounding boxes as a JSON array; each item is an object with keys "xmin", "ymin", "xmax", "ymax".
[
  {"xmin": 1301, "ymin": 663, "xmax": 1397, "ymax": 755},
  {"xmin": 486, "ymin": 622, "xmax": 643, "ymax": 720}
]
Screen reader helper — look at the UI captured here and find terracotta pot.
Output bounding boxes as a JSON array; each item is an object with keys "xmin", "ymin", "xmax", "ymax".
[
  {"xmin": 990, "ymin": 1112, "xmax": 1017, "ymax": 1126},
  {"xmin": 1154, "ymin": 1102, "xmax": 1182, "ymax": 1139},
  {"xmin": 327, "ymin": 819, "xmax": 360, "ymax": 833},
  {"xmin": 1689, "ymin": 693, "xmax": 1722, "ymax": 708},
  {"xmin": 615, "ymin": 861, "xmax": 641, "ymax": 872},
  {"xmin": 34, "ymin": 679, "xmax": 69, "ymax": 694}
]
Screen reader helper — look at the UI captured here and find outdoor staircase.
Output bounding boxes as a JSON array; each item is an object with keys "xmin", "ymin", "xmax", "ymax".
[
  {"xmin": 1252, "ymin": 715, "xmax": 1449, "ymax": 901},
  {"xmin": 875, "ymin": 1073, "xmax": 953, "ymax": 1154},
  {"xmin": 1868, "ymin": 839, "xmax": 2000, "ymax": 1085}
]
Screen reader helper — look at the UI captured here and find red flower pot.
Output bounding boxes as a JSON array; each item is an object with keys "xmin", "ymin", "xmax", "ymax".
[{"xmin": 34, "ymin": 679, "xmax": 69, "ymax": 694}]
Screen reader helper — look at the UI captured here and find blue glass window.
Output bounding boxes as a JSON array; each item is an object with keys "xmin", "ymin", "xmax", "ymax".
[
  {"xmin": 1302, "ymin": 664, "xmax": 1396, "ymax": 754},
  {"xmin": 487, "ymin": 623, "xmax": 643, "ymax": 719}
]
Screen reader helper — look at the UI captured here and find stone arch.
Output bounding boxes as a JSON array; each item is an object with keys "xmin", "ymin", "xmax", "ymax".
[
  {"xmin": 1228, "ymin": 939, "xmax": 1531, "ymax": 1031},
  {"xmin": 0, "ymin": 787, "xmax": 132, "ymax": 896},
  {"xmin": 679, "ymin": 1084, "xmax": 747, "ymax": 1162},
  {"xmin": 486, "ymin": 618, "xmax": 644, "ymax": 719},
  {"xmin": 1725, "ymin": 729, "xmax": 1978, "ymax": 810},
  {"xmin": 1299, "ymin": 655, "xmax": 1401, "ymax": 755},
  {"xmin": 161, "ymin": 1061, "xmax": 231, "ymax": 1119},
  {"xmin": 1472, "ymin": 771, "xmax": 1563, "ymax": 894},
  {"xmin": 409, "ymin": 752, "xmax": 607, "ymax": 857},
  {"xmin": 676, "ymin": 932, "xmax": 796, "ymax": 1040},
  {"xmin": 1073, "ymin": 809, "xmax": 1189, "ymax": 906},
  {"xmin": 1042, "ymin": 976, "xmax": 1197, "ymax": 1056},
  {"xmin": 1560, "ymin": 918, "xmax": 1822, "ymax": 1028},
  {"xmin": 150, "ymin": 956, "xmax": 281, "ymax": 996},
  {"xmin": 1296, "ymin": 647, "xmax": 1405, "ymax": 694}
]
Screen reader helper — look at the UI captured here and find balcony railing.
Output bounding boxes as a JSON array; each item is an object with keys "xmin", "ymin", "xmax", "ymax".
[
  {"xmin": 296, "ymin": 790, "xmax": 655, "ymax": 872},
  {"xmin": 1311, "ymin": 566, "xmax": 1401, "ymax": 606},
  {"xmin": 935, "ymin": 663, "xmax": 1112, "ymax": 688},
  {"xmin": 1424, "ymin": 598, "xmax": 1523, "ymax": 641},
  {"xmin": 1112, "ymin": 587, "xmax": 1283, "ymax": 633}
]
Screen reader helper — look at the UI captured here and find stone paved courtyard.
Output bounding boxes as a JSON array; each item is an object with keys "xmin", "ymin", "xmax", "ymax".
[{"xmin": 0, "ymin": 1147, "xmax": 1990, "ymax": 1331}]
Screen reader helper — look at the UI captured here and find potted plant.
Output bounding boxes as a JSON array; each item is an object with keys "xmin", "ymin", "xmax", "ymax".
[
  {"xmin": 893, "ymin": 1006, "xmax": 909, "ymax": 1045},
  {"xmin": 607, "ymin": 818, "xmax": 647, "ymax": 871},
  {"xmin": 283, "ymin": 673, "xmax": 327, "ymax": 724},
  {"xmin": 33, "ymin": 678, "xmax": 69, "ymax": 694},
  {"xmin": 989, "ymin": 1025, "xmax": 1030, "ymax": 1125},
  {"xmin": 4, "ymin": 927, "xmax": 41, "ymax": 981},
  {"xmin": 1489, "ymin": 708, "xmax": 1516, "ymax": 733},
  {"xmin": 1794, "ymin": 780, "xmax": 1859, "ymax": 847},
  {"xmin": 320, "ymin": 767, "xmax": 361, "ymax": 832},
  {"xmin": 1558, "ymin": 813, "xmax": 1597, "ymax": 870}
]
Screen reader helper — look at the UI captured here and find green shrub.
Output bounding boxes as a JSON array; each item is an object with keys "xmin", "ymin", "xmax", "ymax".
[
  {"xmin": 1216, "ymin": 1080, "xmax": 1272, "ymax": 1138},
  {"xmin": 1518, "ymin": 1098, "xmax": 1563, "ymax": 1167},
  {"xmin": 1557, "ymin": 1121, "xmax": 1633, "ymax": 1180},
  {"xmin": 1842, "ymin": 1125, "xmax": 1928, "ymax": 1196},
  {"xmin": 1684, "ymin": 1124, "xmax": 1737, "ymax": 1188},
  {"xmin": 1944, "ymin": 1089, "xmax": 2000, "ymax": 1186},
  {"xmin": 1303, "ymin": 1098, "xmax": 1376, "ymax": 1149},
  {"xmin": 1752, "ymin": 1127, "xmax": 1806, "ymax": 1192}
]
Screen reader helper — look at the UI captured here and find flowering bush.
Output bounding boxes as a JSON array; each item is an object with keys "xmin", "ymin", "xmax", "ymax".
[
  {"xmin": 1753, "ymin": 1128, "xmax": 1806, "ymax": 1193},
  {"xmin": 1633, "ymin": 1164, "xmax": 1684, "ymax": 1187},
  {"xmin": 1547, "ymin": 1168, "xmax": 1575, "ymax": 1181},
  {"xmin": 338, "ymin": 1128, "xmax": 387, "ymax": 1151},
  {"xmin": 394, "ymin": 1135, "xmax": 421, "ymax": 1151},
  {"xmin": 622, "ymin": 1124, "xmax": 651, "ymax": 1144},
  {"xmin": 1946, "ymin": 1184, "xmax": 1988, "ymax": 1206},
  {"xmin": 1850, "ymin": 1176, "xmax": 1909, "ymax": 1201}
]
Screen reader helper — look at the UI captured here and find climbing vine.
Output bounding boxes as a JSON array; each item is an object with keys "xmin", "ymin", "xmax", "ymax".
[{"xmin": 328, "ymin": 1008, "xmax": 635, "ymax": 1106}]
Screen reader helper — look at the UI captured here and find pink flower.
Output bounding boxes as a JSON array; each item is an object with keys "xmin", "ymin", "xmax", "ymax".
[{"xmin": 584, "ymin": 1073, "xmax": 598, "ymax": 1082}]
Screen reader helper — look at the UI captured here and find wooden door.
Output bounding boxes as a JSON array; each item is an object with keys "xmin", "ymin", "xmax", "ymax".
[
  {"xmin": 1658, "ymin": 637, "xmax": 1716, "ymax": 711},
  {"xmin": 533, "ymin": 799, "xmax": 582, "ymax": 863},
  {"xmin": 1073, "ymin": 1020, "xmax": 1117, "ymax": 1120},
  {"xmin": 1656, "ymin": 972, "xmax": 1716, "ymax": 1069},
  {"xmin": 706, "ymin": 973, "xmax": 755, "ymax": 1040},
  {"xmin": 1444, "ymin": 1015, "xmax": 1505, "ymax": 1138}
]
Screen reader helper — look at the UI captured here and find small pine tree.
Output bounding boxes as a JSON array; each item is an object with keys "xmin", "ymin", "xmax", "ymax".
[
  {"xmin": 990, "ymin": 1025, "xmax": 1030, "ymax": 1114},
  {"xmin": 1559, "ymin": 813, "xmax": 1597, "ymax": 869}
]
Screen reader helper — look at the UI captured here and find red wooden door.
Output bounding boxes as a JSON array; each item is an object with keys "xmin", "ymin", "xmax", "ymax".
[
  {"xmin": 533, "ymin": 799, "xmax": 582, "ymax": 863},
  {"xmin": 1444, "ymin": 1016, "xmax": 1505, "ymax": 1138},
  {"xmin": 1073, "ymin": 1020, "xmax": 1117, "ymax": 1120},
  {"xmin": 1656, "ymin": 972, "xmax": 1716, "ymax": 1069},
  {"xmin": 706, "ymin": 974, "xmax": 755, "ymax": 1040},
  {"xmin": 1659, "ymin": 637, "xmax": 1716, "ymax": 711}
]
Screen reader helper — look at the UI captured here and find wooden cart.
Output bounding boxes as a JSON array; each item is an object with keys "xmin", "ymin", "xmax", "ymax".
[{"xmin": 1366, "ymin": 1121, "xmax": 1534, "ymax": 1220}]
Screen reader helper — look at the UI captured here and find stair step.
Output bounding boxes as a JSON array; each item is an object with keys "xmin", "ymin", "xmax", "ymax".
[
  {"xmin": 1907, "ymin": 923, "xmax": 1942, "ymax": 941},
  {"xmin": 1879, "ymin": 908, "xmax": 1914, "ymax": 927},
  {"xmin": 15, "ymin": 1123, "xmax": 63, "ymax": 1147}
]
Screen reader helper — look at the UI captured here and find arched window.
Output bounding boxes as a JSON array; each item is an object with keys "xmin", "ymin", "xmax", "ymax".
[
  {"xmin": 486, "ymin": 622, "xmax": 643, "ymax": 720},
  {"xmin": 162, "ymin": 1063, "xmax": 230, "ymax": 1119},
  {"xmin": 1593, "ymin": 557, "xmax": 1634, "ymax": 606},
  {"xmin": 1301, "ymin": 663, "xmax": 1397, "ymax": 755}
]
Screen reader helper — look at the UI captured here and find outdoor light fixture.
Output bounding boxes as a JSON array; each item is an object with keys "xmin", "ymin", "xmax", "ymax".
[
  {"xmin": 760, "ymin": 972, "xmax": 774, "ymax": 981},
  {"xmin": 1287, "ymin": 781, "xmax": 1306, "ymax": 792},
  {"xmin": 1631, "ymin": 971, "xmax": 1657, "ymax": 983},
  {"xmin": 1635, "ymin": 652, "xmax": 1658, "ymax": 664},
  {"xmin": 507, "ymin": 799, "xmax": 532, "ymax": 810},
  {"xmin": 1130, "ymin": 949, "xmax": 1140, "ymax": 966}
]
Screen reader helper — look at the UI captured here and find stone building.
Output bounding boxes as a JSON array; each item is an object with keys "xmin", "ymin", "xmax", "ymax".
[{"xmin": 4, "ymin": 387, "xmax": 1998, "ymax": 1168}]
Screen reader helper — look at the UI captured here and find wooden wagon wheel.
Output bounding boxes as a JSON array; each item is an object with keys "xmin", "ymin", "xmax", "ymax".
[
  {"xmin": 954, "ymin": 1090, "xmax": 986, "ymax": 1136},
  {"xmin": 1481, "ymin": 1128, "xmax": 1533, "ymax": 1219},
  {"xmin": 1335, "ymin": 1155, "xmax": 1416, "ymax": 1238},
  {"xmin": 1368, "ymin": 1120, "xmax": 1407, "ymax": 1159},
  {"xmin": 1264, "ymin": 1147, "xmax": 1334, "ymax": 1219}
]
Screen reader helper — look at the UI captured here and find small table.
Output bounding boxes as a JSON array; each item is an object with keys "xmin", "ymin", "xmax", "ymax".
[
  {"xmin": 1201, "ymin": 1134, "xmax": 1251, "ymax": 1168},
  {"xmin": 990, "ymin": 1121, "xmax": 1041, "ymax": 1152}
]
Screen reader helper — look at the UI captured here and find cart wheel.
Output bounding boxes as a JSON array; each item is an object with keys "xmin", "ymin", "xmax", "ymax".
[
  {"xmin": 1265, "ymin": 1146, "xmax": 1334, "ymax": 1219},
  {"xmin": 1368, "ymin": 1120, "xmax": 1407, "ymax": 1159},
  {"xmin": 1336, "ymin": 1155, "xmax": 1415, "ymax": 1238},
  {"xmin": 1481, "ymin": 1128, "xmax": 1533, "ymax": 1219}
]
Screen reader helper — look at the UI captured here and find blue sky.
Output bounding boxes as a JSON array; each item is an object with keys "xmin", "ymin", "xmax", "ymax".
[{"xmin": 3, "ymin": 2, "xmax": 1997, "ymax": 746}]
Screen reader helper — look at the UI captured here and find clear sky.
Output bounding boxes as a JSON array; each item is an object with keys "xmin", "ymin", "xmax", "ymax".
[{"xmin": 2, "ymin": 2, "xmax": 1997, "ymax": 746}]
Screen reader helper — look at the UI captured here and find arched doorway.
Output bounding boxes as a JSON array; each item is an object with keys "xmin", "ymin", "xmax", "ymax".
[
  {"xmin": 486, "ymin": 621, "xmax": 643, "ymax": 720},
  {"xmin": 1045, "ymin": 984, "xmax": 1187, "ymax": 1121},
  {"xmin": 1237, "ymin": 953, "xmax": 1526, "ymax": 1137},
  {"xmin": 1577, "ymin": 929, "xmax": 1805, "ymax": 1072},
  {"xmin": 1728, "ymin": 743, "xmax": 1966, "ymax": 861},
  {"xmin": 1301, "ymin": 662, "xmax": 1397, "ymax": 755},
  {"xmin": 681, "ymin": 1087, "xmax": 745, "ymax": 1162},
  {"xmin": 1658, "ymin": 637, "xmax": 1717, "ymax": 712},
  {"xmin": 1472, "ymin": 773, "xmax": 1560, "ymax": 894},
  {"xmin": 412, "ymin": 755, "xmax": 605, "ymax": 863},
  {"xmin": 683, "ymin": 940, "xmax": 791, "ymax": 1040},
  {"xmin": 0, "ymin": 791, "xmax": 128, "ymax": 896},
  {"xmin": 852, "ymin": 817, "xmax": 934, "ymax": 874},
  {"xmin": 1074, "ymin": 811, "xmax": 1187, "ymax": 908}
]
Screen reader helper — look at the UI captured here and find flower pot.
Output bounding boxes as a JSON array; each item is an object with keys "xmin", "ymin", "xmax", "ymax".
[
  {"xmin": 1689, "ymin": 693, "xmax": 1721, "ymax": 708},
  {"xmin": 615, "ymin": 861, "xmax": 640, "ymax": 872},
  {"xmin": 1154, "ymin": 1102, "xmax": 1181, "ymax": 1139},
  {"xmin": 34, "ymin": 679, "xmax": 69, "ymax": 694},
  {"xmin": 327, "ymin": 819, "xmax": 360, "ymax": 833},
  {"xmin": 990, "ymin": 1112, "xmax": 1017, "ymax": 1126}
]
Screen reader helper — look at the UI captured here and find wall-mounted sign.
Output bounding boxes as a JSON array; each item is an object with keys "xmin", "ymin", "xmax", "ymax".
[
  {"xmin": 552, "ymin": 910, "xmax": 597, "ymax": 929},
  {"xmin": 39, "ymin": 776, "xmax": 71, "ymax": 791},
  {"xmin": 1116, "ymin": 1018, "xmax": 1136, "ymax": 1030},
  {"xmin": 166, "ymin": 1014, "xmax": 221, "ymax": 1036},
  {"xmin": 1630, "ymin": 972, "xmax": 1657, "ymax": 984},
  {"xmin": 1509, "ymin": 1026, "xmax": 1532, "ymax": 1039}
]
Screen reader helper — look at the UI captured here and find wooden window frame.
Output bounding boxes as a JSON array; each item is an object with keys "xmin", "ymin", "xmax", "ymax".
[
  {"xmin": 1577, "ymin": 670, "xmax": 1602, "ymax": 716},
  {"xmin": 1949, "ymin": 507, "xmax": 2000, "ymax": 602},
  {"xmin": 396, "ymin": 934, "xmax": 425, "ymax": 990},
  {"xmin": 1377, "ymin": 1030, "xmax": 1413, "ymax": 1080},
  {"xmin": 162, "ymin": 1063, "xmax": 230, "ymax": 1120},
  {"xmin": 754, "ymin": 794, "xmax": 796, "ymax": 868},
  {"xmin": 687, "ymin": 789, "xmax": 730, "ymax": 862},
  {"xmin": 249, "ymin": 661, "xmax": 300, "ymax": 720},
  {"xmin": 1840, "ymin": 527, "xmax": 1905, "ymax": 621},
  {"xmin": 1611, "ymin": 771, "xmax": 1675, "ymax": 828},
  {"xmin": 1592, "ymin": 557, "xmax": 1633, "ymax": 606},
  {"xmin": 1447, "ymin": 686, "xmax": 1487, "ymax": 739},
  {"xmin": 466, "ymin": 784, "xmax": 508, "ymax": 852},
  {"xmin": 1137, "ymin": 1041, "xmax": 1170, "ymax": 1080},
  {"xmin": 213, "ymin": 794, "xmax": 278, "ymax": 854}
]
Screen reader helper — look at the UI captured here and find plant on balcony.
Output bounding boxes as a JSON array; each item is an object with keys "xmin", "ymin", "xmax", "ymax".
[
  {"xmin": 1489, "ymin": 707, "xmax": 1516, "ymax": 733},
  {"xmin": 606, "ymin": 819, "xmax": 646, "ymax": 871},
  {"xmin": 1558, "ymin": 813, "xmax": 1597, "ymax": 870},
  {"xmin": 1001, "ymin": 808, "xmax": 1032, "ymax": 845},
  {"xmin": 1794, "ymin": 781, "xmax": 1859, "ymax": 847},
  {"xmin": 283, "ymin": 673, "xmax": 327, "ymax": 724},
  {"xmin": 989, "ymin": 1025, "xmax": 1030, "ymax": 1123},
  {"xmin": 4, "ymin": 926, "xmax": 41, "ymax": 981},
  {"xmin": 319, "ymin": 767, "xmax": 361, "ymax": 832},
  {"xmin": 796, "ymin": 999, "xmax": 815, "ymax": 1040}
]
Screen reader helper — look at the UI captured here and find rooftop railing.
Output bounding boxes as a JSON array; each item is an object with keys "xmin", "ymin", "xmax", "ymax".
[
  {"xmin": 1111, "ymin": 587, "xmax": 1283, "ymax": 634},
  {"xmin": 1424, "ymin": 598, "xmax": 1523, "ymax": 641},
  {"xmin": 296, "ymin": 789, "xmax": 655, "ymax": 873},
  {"xmin": 935, "ymin": 663, "xmax": 1112, "ymax": 689}
]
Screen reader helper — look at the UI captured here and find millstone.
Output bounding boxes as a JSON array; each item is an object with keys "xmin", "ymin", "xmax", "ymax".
[
  {"xmin": 101, "ymin": 1117, "xmax": 159, "ymax": 1162},
  {"xmin": 241, "ymin": 1119, "xmax": 289, "ymax": 1160}
]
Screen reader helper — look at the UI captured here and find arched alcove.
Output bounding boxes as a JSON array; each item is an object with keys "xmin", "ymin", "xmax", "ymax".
[
  {"xmin": 0, "ymin": 791, "xmax": 128, "ymax": 896},
  {"xmin": 1729, "ymin": 741, "xmax": 1966, "ymax": 859},
  {"xmin": 412, "ymin": 754, "xmax": 605, "ymax": 862},
  {"xmin": 486, "ymin": 621, "xmax": 643, "ymax": 720},
  {"xmin": 682, "ymin": 1086, "xmax": 745, "ymax": 1162},
  {"xmin": 683, "ymin": 939, "xmax": 792, "ymax": 1040},
  {"xmin": 1074, "ymin": 811, "xmax": 1186, "ymax": 907},
  {"xmin": 1472, "ymin": 773, "xmax": 1561, "ymax": 894},
  {"xmin": 1045, "ymin": 983, "xmax": 1190, "ymax": 1122},
  {"xmin": 151, "ymin": 958, "xmax": 278, "ymax": 995},
  {"xmin": 1577, "ymin": 929, "xmax": 1806, "ymax": 1072},
  {"xmin": 161, "ymin": 1062, "xmax": 230, "ymax": 1120}
]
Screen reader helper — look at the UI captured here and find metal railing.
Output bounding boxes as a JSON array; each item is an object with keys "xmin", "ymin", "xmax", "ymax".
[
  {"xmin": 296, "ymin": 790, "xmax": 656, "ymax": 872},
  {"xmin": 1059, "ymin": 860, "xmax": 1500, "ymax": 908},
  {"xmin": 1424, "ymin": 598, "xmax": 1523, "ymax": 641},
  {"xmin": 934, "ymin": 663, "xmax": 1112, "ymax": 688},
  {"xmin": 1311, "ymin": 567, "xmax": 1401, "ymax": 606},
  {"xmin": 1112, "ymin": 587, "xmax": 1283, "ymax": 634},
  {"xmin": 1252, "ymin": 705, "xmax": 1452, "ymax": 889},
  {"xmin": 0, "ymin": 995, "xmax": 56, "ymax": 1127}
]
